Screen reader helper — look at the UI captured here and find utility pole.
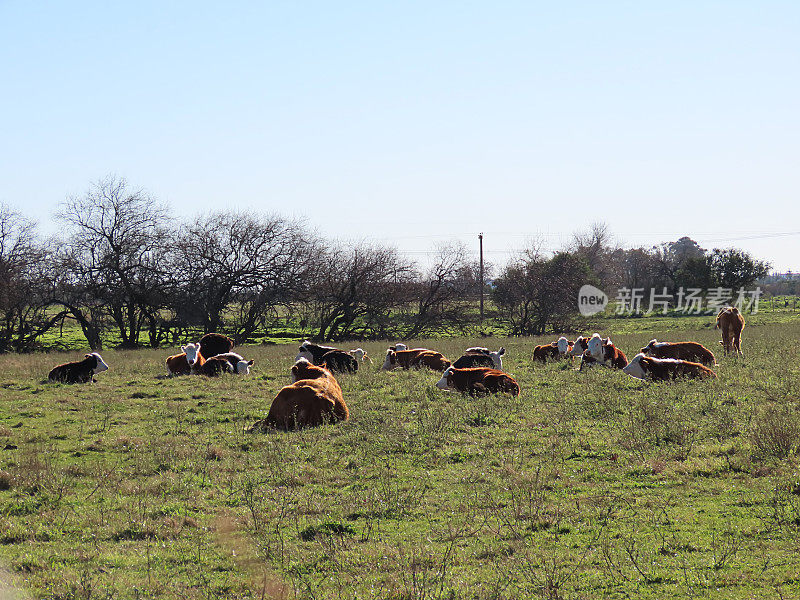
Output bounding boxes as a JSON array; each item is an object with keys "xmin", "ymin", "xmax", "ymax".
[{"xmin": 479, "ymin": 233, "xmax": 484, "ymax": 322}]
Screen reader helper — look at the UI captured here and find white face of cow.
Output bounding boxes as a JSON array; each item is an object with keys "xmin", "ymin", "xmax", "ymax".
[
  {"xmin": 435, "ymin": 366, "xmax": 454, "ymax": 390},
  {"xmin": 382, "ymin": 350, "xmax": 395, "ymax": 371},
  {"xmin": 350, "ymin": 348, "xmax": 366, "ymax": 362},
  {"xmin": 235, "ymin": 359, "xmax": 253, "ymax": 375},
  {"xmin": 567, "ymin": 337, "xmax": 585, "ymax": 357},
  {"xmin": 394, "ymin": 343, "xmax": 408, "ymax": 351},
  {"xmin": 489, "ymin": 348, "xmax": 504, "ymax": 370},
  {"xmin": 587, "ymin": 334, "xmax": 604, "ymax": 360},
  {"xmin": 622, "ymin": 353, "xmax": 647, "ymax": 379},
  {"xmin": 557, "ymin": 337, "xmax": 569, "ymax": 355},
  {"xmin": 89, "ymin": 352, "xmax": 109, "ymax": 373},
  {"xmin": 184, "ymin": 343, "xmax": 202, "ymax": 366},
  {"xmin": 295, "ymin": 343, "xmax": 314, "ymax": 362}
]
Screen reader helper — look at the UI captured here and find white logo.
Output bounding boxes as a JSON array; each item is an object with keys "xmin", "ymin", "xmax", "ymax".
[{"xmin": 578, "ymin": 284, "xmax": 608, "ymax": 316}]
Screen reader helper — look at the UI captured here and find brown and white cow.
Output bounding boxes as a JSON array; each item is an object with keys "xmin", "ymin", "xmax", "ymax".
[
  {"xmin": 165, "ymin": 343, "xmax": 205, "ymax": 376},
  {"xmin": 533, "ymin": 337, "xmax": 571, "ymax": 363},
  {"xmin": 435, "ymin": 366, "xmax": 520, "ymax": 397},
  {"xmin": 195, "ymin": 356, "xmax": 235, "ymax": 377},
  {"xmin": 296, "ymin": 341, "xmax": 358, "ymax": 373},
  {"xmin": 623, "ymin": 353, "xmax": 717, "ymax": 381},
  {"xmin": 410, "ymin": 350, "xmax": 451, "ymax": 371},
  {"xmin": 48, "ymin": 352, "xmax": 109, "ymax": 384},
  {"xmin": 578, "ymin": 339, "xmax": 628, "ymax": 370},
  {"xmin": 640, "ymin": 339, "xmax": 716, "ymax": 366},
  {"xmin": 715, "ymin": 306, "xmax": 745, "ymax": 356},
  {"xmin": 455, "ymin": 347, "xmax": 506, "ymax": 370},
  {"xmin": 382, "ymin": 347, "xmax": 431, "ymax": 370},
  {"xmin": 250, "ymin": 358, "xmax": 349, "ymax": 431},
  {"xmin": 206, "ymin": 352, "xmax": 254, "ymax": 374},
  {"xmin": 349, "ymin": 348, "xmax": 372, "ymax": 364}
]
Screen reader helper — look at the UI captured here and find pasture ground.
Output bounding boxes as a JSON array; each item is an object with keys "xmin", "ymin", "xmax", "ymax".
[{"xmin": 0, "ymin": 319, "xmax": 799, "ymax": 599}]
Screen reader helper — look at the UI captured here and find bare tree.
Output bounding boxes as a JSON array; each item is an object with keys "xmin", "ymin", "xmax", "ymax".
[
  {"xmin": 174, "ymin": 211, "xmax": 316, "ymax": 339},
  {"xmin": 305, "ymin": 243, "xmax": 412, "ymax": 341},
  {"xmin": 0, "ymin": 205, "xmax": 63, "ymax": 352},
  {"xmin": 397, "ymin": 242, "xmax": 479, "ymax": 338},
  {"xmin": 57, "ymin": 176, "xmax": 174, "ymax": 348},
  {"xmin": 493, "ymin": 250, "xmax": 592, "ymax": 335}
]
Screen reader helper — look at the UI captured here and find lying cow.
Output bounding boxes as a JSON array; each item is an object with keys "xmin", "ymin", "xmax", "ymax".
[
  {"xmin": 320, "ymin": 350, "xmax": 359, "ymax": 373},
  {"xmin": 623, "ymin": 353, "xmax": 717, "ymax": 381},
  {"xmin": 411, "ymin": 350, "xmax": 451, "ymax": 371},
  {"xmin": 382, "ymin": 347, "xmax": 431, "ymax": 370},
  {"xmin": 206, "ymin": 352, "xmax": 254, "ymax": 374},
  {"xmin": 165, "ymin": 342, "xmax": 205, "ymax": 376},
  {"xmin": 195, "ymin": 356, "xmax": 234, "ymax": 377},
  {"xmin": 435, "ymin": 366, "xmax": 520, "ymax": 397},
  {"xmin": 454, "ymin": 347, "xmax": 506, "ymax": 370},
  {"xmin": 533, "ymin": 337, "xmax": 571, "ymax": 363},
  {"xmin": 250, "ymin": 358, "xmax": 349, "ymax": 431},
  {"xmin": 567, "ymin": 335, "xmax": 609, "ymax": 358},
  {"xmin": 297, "ymin": 341, "xmax": 357, "ymax": 373},
  {"xmin": 578, "ymin": 339, "xmax": 628, "ymax": 370},
  {"xmin": 640, "ymin": 339, "xmax": 715, "ymax": 366},
  {"xmin": 199, "ymin": 333, "xmax": 235, "ymax": 359},
  {"xmin": 48, "ymin": 352, "xmax": 109, "ymax": 384},
  {"xmin": 715, "ymin": 306, "xmax": 745, "ymax": 356},
  {"xmin": 349, "ymin": 348, "xmax": 372, "ymax": 364}
]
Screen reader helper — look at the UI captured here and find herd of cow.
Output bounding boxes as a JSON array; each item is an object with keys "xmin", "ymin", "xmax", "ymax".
[{"xmin": 44, "ymin": 307, "xmax": 746, "ymax": 431}]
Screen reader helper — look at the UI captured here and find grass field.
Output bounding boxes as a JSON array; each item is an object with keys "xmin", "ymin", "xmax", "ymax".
[{"xmin": 1, "ymin": 316, "xmax": 800, "ymax": 599}]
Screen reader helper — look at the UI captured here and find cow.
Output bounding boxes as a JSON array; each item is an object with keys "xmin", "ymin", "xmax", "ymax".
[
  {"xmin": 578, "ymin": 339, "xmax": 628, "ymax": 370},
  {"xmin": 410, "ymin": 350, "xmax": 451, "ymax": 371},
  {"xmin": 533, "ymin": 337, "xmax": 572, "ymax": 363},
  {"xmin": 207, "ymin": 352, "xmax": 254, "ymax": 374},
  {"xmin": 640, "ymin": 339, "xmax": 715, "ymax": 366},
  {"xmin": 320, "ymin": 350, "xmax": 359, "ymax": 373},
  {"xmin": 456, "ymin": 347, "xmax": 506, "ymax": 370},
  {"xmin": 382, "ymin": 348, "xmax": 431, "ymax": 370},
  {"xmin": 392, "ymin": 343, "xmax": 408, "ymax": 351},
  {"xmin": 453, "ymin": 353, "xmax": 496, "ymax": 369},
  {"xmin": 165, "ymin": 342, "xmax": 205, "ymax": 376},
  {"xmin": 532, "ymin": 343, "xmax": 560, "ymax": 362},
  {"xmin": 435, "ymin": 366, "xmax": 520, "ymax": 397},
  {"xmin": 195, "ymin": 356, "xmax": 235, "ymax": 377},
  {"xmin": 250, "ymin": 358, "xmax": 348, "ymax": 431},
  {"xmin": 48, "ymin": 352, "xmax": 109, "ymax": 384},
  {"xmin": 199, "ymin": 333, "xmax": 235, "ymax": 359},
  {"xmin": 715, "ymin": 306, "xmax": 745, "ymax": 356},
  {"xmin": 623, "ymin": 353, "xmax": 717, "ymax": 381},
  {"xmin": 349, "ymin": 348, "xmax": 372, "ymax": 364},
  {"xmin": 567, "ymin": 336, "xmax": 589, "ymax": 358},
  {"xmin": 296, "ymin": 340, "xmax": 338, "ymax": 363}
]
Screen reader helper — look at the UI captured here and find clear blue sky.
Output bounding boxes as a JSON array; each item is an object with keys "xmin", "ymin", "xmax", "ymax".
[{"xmin": 1, "ymin": 1, "xmax": 798, "ymax": 271}]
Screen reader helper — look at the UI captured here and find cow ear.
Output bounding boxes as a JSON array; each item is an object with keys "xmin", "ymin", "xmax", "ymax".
[
  {"xmin": 248, "ymin": 360, "xmax": 254, "ymax": 366},
  {"xmin": 85, "ymin": 354, "xmax": 92, "ymax": 358}
]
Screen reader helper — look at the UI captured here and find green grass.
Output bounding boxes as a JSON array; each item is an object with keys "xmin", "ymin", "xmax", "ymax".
[{"xmin": 0, "ymin": 316, "xmax": 799, "ymax": 598}]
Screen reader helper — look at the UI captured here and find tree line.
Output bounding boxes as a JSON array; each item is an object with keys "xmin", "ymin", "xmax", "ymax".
[{"xmin": 0, "ymin": 179, "xmax": 771, "ymax": 351}]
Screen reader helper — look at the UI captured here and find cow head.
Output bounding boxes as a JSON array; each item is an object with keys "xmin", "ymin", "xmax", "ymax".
[
  {"xmin": 587, "ymin": 333, "xmax": 604, "ymax": 361},
  {"xmin": 393, "ymin": 343, "xmax": 408, "ymax": 352},
  {"xmin": 640, "ymin": 339, "xmax": 659, "ymax": 354},
  {"xmin": 382, "ymin": 349, "xmax": 396, "ymax": 370},
  {"xmin": 435, "ymin": 366, "xmax": 454, "ymax": 390},
  {"xmin": 235, "ymin": 359, "xmax": 254, "ymax": 374},
  {"xmin": 622, "ymin": 353, "xmax": 648, "ymax": 379},
  {"xmin": 349, "ymin": 348, "xmax": 367, "ymax": 362},
  {"xmin": 296, "ymin": 341, "xmax": 314, "ymax": 363},
  {"xmin": 489, "ymin": 347, "xmax": 505, "ymax": 370},
  {"xmin": 291, "ymin": 357, "xmax": 328, "ymax": 382},
  {"xmin": 88, "ymin": 352, "xmax": 109, "ymax": 373},
  {"xmin": 183, "ymin": 343, "xmax": 202, "ymax": 366},
  {"xmin": 567, "ymin": 336, "xmax": 587, "ymax": 357},
  {"xmin": 556, "ymin": 337, "xmax": 569, "ymax": 355}
]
